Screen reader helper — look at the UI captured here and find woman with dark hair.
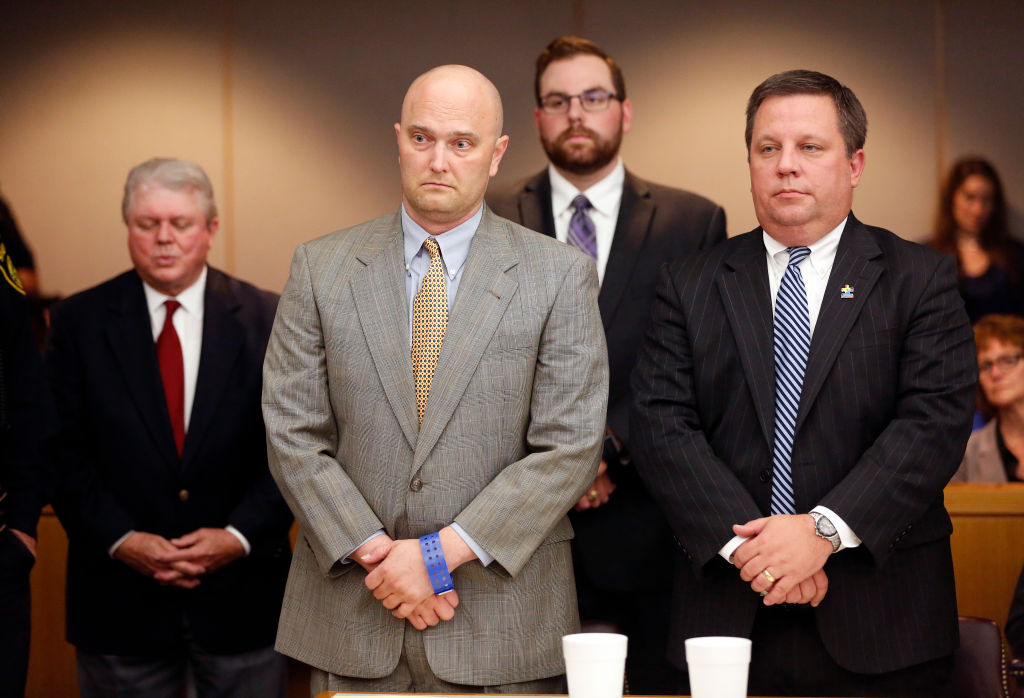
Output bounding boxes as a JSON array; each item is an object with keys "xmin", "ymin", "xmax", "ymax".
[
  {"xmin": 954, "ymin": 314, "xmax": 1024, "ymax": 482},
  {"xmin": 931, "ymin": 157, "xmax": 1023, "ymax": 323}
]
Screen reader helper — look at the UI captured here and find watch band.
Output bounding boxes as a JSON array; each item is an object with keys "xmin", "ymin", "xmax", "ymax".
[
  {"xmin": 810, "ymin": 511, "xmax": 841, "ymax": 553},
  {"xmin": 419, "ymin": 532, "xmax": 454, "ymax": 595}
]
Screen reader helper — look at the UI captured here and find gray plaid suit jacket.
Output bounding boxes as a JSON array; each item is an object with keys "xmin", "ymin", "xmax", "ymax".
[{"xmin": 263, "ymin": 206, "xmax": 608, "ymax": 685}]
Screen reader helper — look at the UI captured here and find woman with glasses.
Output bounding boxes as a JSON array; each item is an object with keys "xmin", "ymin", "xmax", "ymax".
[
  {"xmin": 930, "ymin": 157, "xmax": 1023, "ymax": 324},
  {"xmin": 954, "ymin": 314, "xmax": 1024, "ymax": 482}
]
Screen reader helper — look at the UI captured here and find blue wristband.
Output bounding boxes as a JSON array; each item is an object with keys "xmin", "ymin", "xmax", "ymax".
[{"xmin": 419, "ymin": 532, "xmax": 454, "ymax": 595}]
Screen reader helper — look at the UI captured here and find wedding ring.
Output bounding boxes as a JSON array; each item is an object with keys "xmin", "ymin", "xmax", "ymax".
[
  {"xmin": 762, "ymin": 569, "xmax": 777, "ymax": 584},
  {"xmin": 586, "ymin": 489, "xmax": 599, "ymax": 502}
]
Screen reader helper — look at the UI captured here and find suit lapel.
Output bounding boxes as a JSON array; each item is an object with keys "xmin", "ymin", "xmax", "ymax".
[
  {"xmin": 350, "ymin": 212, "xmax": 419, "ymax": 450},
  {"xmin": 182, "ymin": 268, "xmax": 245, "ymax": 470},
  {"xmin": 519, "ymin": 171, "xmax": 556, "ymax": 238},
  {"xmin": 412, "ymin": 208, "xmax": 518, "ymax": 472},
  {"xmin": 795, "ymin": 215, "xmax": 882, "ymax": 432},
  {"xmin": 103, "ymin": 273, "xmax": 180, "ymax": 469},
  {"xmin": 599, "ymin": 171, "xmax": 652, "ymax": 328},
  {"xmin": 717, "ymin": 232, "xmax": 776, "ymax": 447}
]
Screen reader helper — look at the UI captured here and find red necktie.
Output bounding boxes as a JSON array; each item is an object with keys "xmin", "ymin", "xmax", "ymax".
[{"xmin": 157, "ymin": 300, "xmax": 185, "ymax": 456}]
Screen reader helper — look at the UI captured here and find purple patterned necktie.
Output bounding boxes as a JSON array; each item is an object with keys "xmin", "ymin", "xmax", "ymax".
[{"xmin": 568, "ymin": 194, "xmax": 597, "ymax": 262}]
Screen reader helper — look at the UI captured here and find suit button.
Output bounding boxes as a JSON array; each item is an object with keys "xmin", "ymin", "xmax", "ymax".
[
  {"xmin": 178, "ymin": 489, "xmax": 189, "ymax": 502},
  {"xmin": 410, "ymin": 478, "xmax": 422, "ymax": 492},
  {"xmin": 759, "ymin": 469, "xmax": 771, "ymax": 483}
]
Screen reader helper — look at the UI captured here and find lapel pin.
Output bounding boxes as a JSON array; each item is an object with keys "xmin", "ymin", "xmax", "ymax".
[{"xmin": 840, "ymin": 284, "xmax": 854, "ymax": 299}]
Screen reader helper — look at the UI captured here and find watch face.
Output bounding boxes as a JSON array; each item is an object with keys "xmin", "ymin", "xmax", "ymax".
[{"xmin": 816, "ymin": 516, "xmax": 838, "ymax": 537}]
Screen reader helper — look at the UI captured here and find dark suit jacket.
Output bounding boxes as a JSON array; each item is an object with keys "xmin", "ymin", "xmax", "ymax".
[
  {"xmin": 631, "ymin": 215, "xmax": 977, "ymax": 674},
  {"xmin": 488, "ymin": 169, "xmax": 726, "ymax": 593},
  {"xmin": 0, "ymin": 236, "xmax": 54, "ymax": 539},
  {"xmin": 44, "ymin": 267, "xmax": 293, "ymax": 655}
]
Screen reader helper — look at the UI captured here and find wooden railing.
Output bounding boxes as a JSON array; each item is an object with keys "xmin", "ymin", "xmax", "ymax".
[{"xmin": 945, "ymin": 483, "xmax": 1024, "ymax": 637}]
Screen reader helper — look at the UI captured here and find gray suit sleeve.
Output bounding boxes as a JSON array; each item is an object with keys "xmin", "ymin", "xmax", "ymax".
[
  {"xmin": 454, "ymin": 252, "xmax": 608, "ymax": 576},
  {"xmin": 263, "ymin": 243, "xmax": 384, "ymax": 577}
]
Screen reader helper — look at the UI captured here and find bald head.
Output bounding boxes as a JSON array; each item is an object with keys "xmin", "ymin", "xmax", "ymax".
[
  {"xmin": 395, "ymin": 64, "xmax": 510, "ymax": 235},
  {"xmin": 402, "ymin": 64, "xmax": 504, "ymax": 139}
]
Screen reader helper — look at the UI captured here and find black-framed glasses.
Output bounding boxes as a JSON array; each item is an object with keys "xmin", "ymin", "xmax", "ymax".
[
  {"xmin": 979, "ymin": 353, "xmax": 1023, "ymax": 373},
  {"xmin": 539, "ymin": 89, "xmax": 620, "ymax": 114}
]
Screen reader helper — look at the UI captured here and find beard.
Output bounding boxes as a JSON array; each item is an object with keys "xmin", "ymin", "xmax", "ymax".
[{"xmin": 541, "ymin": 123, "xmax": 623, "ymax": 176}]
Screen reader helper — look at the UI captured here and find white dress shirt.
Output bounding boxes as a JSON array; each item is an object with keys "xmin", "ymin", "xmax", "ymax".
[
  {"xmin": 719, "ymin": 217, "xmax": 862, "ymax": 563},
  {"xmin": 548, "ymin": 159, "xmax": 625, "ymax": 285},
  {"xmin": 110, "ymin": 267, "xmax": 251, "ymax": 557}
]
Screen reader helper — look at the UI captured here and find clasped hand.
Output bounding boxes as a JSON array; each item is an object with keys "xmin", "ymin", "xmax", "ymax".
[
  {"xmin": 730, "ymin": 514, "xmax": 832, "ymax": 607},
  {"xmin": 113, "ymin": 528, "xmax": 245, "ymax": 589},
  {"xmin": 359, "ymin": 534, "xmax": 460, "ymax": 631}
]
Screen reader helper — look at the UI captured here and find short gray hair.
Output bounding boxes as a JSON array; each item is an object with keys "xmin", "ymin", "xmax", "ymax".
[{"xmin": 122, "ymin": 157, "xmax": 218, "ymax": 223}]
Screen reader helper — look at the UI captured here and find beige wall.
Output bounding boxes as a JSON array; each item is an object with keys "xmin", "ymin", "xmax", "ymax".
[{"xmin": 2, "ymin": 0, "xmax": 1022, "ymax": 298}]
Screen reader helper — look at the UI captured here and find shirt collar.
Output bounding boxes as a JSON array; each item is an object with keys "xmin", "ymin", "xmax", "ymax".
[
  {"xmin": 401, "ymin": 204, "xmax": 481, "ymax": 280},
  {"xmin": 142, "ymin": 265, "xmax": 207, "ymax": 317},
  {"xmin": 548, "ymin": 158, "xmax": 625, "ymax": 218},
  {"xmin": 763, "ymin": 216, "xmax": 847, "ymax": 276}
]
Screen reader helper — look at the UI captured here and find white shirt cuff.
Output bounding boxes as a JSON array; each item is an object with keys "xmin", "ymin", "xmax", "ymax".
[
  {"xmin": 451, "ymin": 522, "xmax": 493, "ymax": 566},
  {"xmin": 108, "ymin": 530, "xmax": 134, "ymax": 558},
  {"xmin": 811, "ymin": 505, "xmax": 861, "ymax": 550},
  {"xmin": 342, "ymin": 530, "xmax": 388, "ymax": 565},
  {"xmin": 225, "ymin": 525, "xmax": 251, "ymax": 556},
  {"xmin": 719, "ymin": 535, "xmax": 748, "ymax": 563}
]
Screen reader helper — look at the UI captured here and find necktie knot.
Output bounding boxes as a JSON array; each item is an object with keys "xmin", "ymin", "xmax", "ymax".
[
  {"xmin": 423, "ymin": 237, "xmax": 441, "ymax": 260},
  {"xmin": 571, "ymin": 194, "xmax": 592, "ymax": 214},
  {"xmin": 787, "ymin": 246, "xmax": 811, "ymax": 267}
]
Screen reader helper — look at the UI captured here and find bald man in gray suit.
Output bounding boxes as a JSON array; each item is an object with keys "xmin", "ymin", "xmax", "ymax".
[{"xmin": 263, "ymin": 65, "xmax": 608, "ymax": 695}]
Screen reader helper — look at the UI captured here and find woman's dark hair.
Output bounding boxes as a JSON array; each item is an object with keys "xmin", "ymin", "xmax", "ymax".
[{"xmin": 932, "ymin": 157, "xmax": 1012, "ymax": 276}]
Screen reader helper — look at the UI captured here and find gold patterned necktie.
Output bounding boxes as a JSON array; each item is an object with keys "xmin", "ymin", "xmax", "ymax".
[{"xmin": 411, "ymin": 237, "xmax": 448, "ymax": 425}]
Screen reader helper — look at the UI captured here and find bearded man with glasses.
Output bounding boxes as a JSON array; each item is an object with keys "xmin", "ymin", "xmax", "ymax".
[
  {"xmin": 489, "ymin": 35, "xmax": 726, "ymax": 694},
  {"xmin": 955, "ymin": 313, "xmax": 1024, "ymax": 482}
]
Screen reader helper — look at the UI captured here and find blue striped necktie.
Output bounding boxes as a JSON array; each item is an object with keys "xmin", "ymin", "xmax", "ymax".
[
  {"xmin": 568, "ymin": 194, "xmax": 597, "ymax": 261},
  {"xmin": 771, "ymin": 246, "xmax": 811, "ymax": 515}
]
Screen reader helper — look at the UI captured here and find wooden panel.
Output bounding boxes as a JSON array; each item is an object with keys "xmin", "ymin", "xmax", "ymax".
[
  {"xmin": 27, "ymin": 508, "xmax": 77, "ymax": 697},
  {"xmin": 946, "ymin": 483, "xmax": 1024, "ymax": 635}
]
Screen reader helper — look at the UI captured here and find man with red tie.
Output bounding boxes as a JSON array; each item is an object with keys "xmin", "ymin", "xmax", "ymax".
[{"xmin": 45, "ymin": 158, "xmax": 293, "ymax": 698}]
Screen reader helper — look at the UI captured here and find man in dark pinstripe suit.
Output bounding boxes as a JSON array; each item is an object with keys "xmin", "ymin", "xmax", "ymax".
[{"xmin": 631, "ymin": 69, "xmax": 976, "ymax": 696}]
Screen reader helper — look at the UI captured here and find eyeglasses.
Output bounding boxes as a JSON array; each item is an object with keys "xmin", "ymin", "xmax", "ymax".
[
  {"xmin": 979, "ymin": 353, "xmax": 1023, "ymax": 373},
  {"xmin": 539, "ymin": 89, "xmax": 620, "ymax": 114}
]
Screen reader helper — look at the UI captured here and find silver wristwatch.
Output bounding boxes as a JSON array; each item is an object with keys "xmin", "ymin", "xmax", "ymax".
[{"xmin": 809, "ymin": 511, "xmax": 841, "ymax": 553}]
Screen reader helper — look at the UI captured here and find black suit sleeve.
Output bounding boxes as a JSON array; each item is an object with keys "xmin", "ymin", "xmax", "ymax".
[
  {"xmin": 0, "ymin": 269, "xmax": 54, "ymax": 537},
  {"xmin": 630, "ymin": 263, "xmax": 763, "ymax": 565},
  {"xmin": 816, "ymin": 253, "xmax": 976, "ymax": 564},
  {"xmin": 44, "ymin": 300, "xmax": 137, "ymax": 548},
  {"xmin": 222, "ymin": 291, "xmax": 293, "ymax": 547}
]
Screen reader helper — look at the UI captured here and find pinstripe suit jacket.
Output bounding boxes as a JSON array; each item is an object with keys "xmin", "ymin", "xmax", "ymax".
[
  {"xmin": 263, "ymin": 206, "xmax": 608, "ymax": 684},
  {"xmin": 631, "ymin": 214, "xmax": 977, "ymax": 674}
]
